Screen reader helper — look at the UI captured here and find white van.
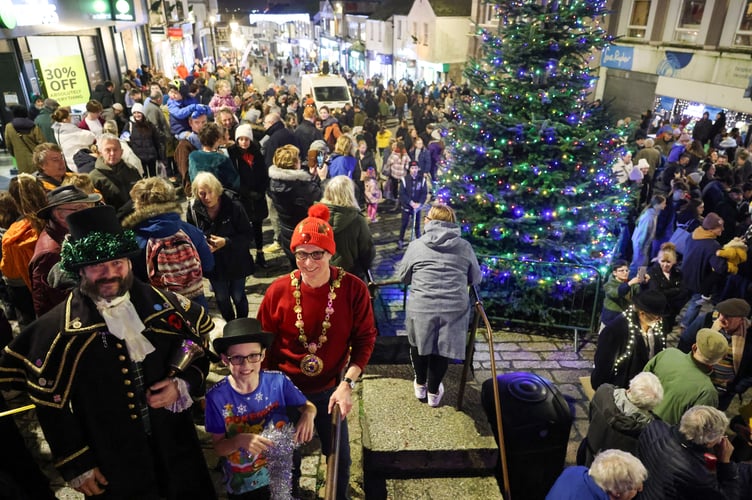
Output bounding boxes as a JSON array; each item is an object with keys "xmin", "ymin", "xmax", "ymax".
[{"xmin": 300, "ymin": 74, "xmax": 353, "ymax": 112}]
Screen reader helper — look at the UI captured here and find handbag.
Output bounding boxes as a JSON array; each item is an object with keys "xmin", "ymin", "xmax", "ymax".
[{"xmin": 669, "ymin": 222, "xmax": 692, "ymax": 255}]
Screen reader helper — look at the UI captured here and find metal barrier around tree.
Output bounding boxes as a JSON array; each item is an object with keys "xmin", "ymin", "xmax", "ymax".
[{"xmin": 475, "ymin": 256, "xmax": 604, "ymax": 351}]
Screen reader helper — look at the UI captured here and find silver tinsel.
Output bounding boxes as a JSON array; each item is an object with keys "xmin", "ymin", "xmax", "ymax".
[{"xmin": 260, "ymin": 422, "xmax": 298, "ymax": 500}]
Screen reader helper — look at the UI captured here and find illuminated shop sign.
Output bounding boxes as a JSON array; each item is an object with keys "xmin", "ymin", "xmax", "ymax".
[
  {"xmin": 0, "ymin": 0, "xmax": 60, "ymax": 29},
  {"xmin": 90, "ymin": 0, "xmax": 134, "ymax": 21}
]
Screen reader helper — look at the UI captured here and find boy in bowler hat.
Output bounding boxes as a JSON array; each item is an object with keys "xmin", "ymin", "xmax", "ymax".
[{"xmin": 206, "ymin": 317, "xmax": 316, "ymax": 499}]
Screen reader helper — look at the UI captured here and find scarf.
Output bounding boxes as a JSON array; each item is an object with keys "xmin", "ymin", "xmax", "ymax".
[{"xmin": 95, "ymin": 292, "xmax": 154, "ymax": 362}]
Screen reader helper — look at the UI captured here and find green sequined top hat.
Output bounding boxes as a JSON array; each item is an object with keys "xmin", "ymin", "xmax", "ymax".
[{"xmin": 60, "ymin": 205, "xmax": 139, "ymax": 273}]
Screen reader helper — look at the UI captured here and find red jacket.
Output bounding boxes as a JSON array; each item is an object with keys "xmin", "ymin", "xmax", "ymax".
[{"xmin": 29, "ymin": 219, "xmax": 70, "ymax": 316}]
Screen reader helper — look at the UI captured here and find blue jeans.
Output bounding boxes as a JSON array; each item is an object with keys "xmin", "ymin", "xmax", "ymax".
[
  {"xmin": 292, "ymin": 387, "xmax": 351, "ymax": 500},
  {"xmin": 680, "ymin": 292, "xmax": 708, "ymax": 329},
  {"xmin": 210, "ymin": 278, "xmax": 248, "ymax": 321}
]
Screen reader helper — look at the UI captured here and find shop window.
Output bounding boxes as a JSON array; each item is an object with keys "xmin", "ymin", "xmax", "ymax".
[
  {"xmin": 674, "ymin": 0, "xmax": 706, "ymax": 43},
  {"xmin": 735, "ymin": 0, "xmax": 752, "ymax": 46},
  {"xmin": 627, "ymin": 0, "xmax": 651, "ymax": 38}
]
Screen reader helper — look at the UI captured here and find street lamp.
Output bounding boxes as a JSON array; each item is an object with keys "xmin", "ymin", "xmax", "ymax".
[{"xmin": 209, "ymin": 15, "xmax": 219, "ymax": 70}]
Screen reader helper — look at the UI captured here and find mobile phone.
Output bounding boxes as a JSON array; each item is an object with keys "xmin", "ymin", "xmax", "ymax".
[
  {"xmin": 317, "ymin": 152, "xmax": 324, "ymax": 166},
  {"xmin": 637, "ymin": 266, "xmax": 647, "ymax": 281}
]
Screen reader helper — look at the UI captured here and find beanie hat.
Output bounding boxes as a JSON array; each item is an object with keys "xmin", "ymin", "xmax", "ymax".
[
  {"xmin": 130, "ymin": 103, "xmax": 144, "ymax": 115},
  {"xmin": 695, "ymin": 328, "xmax": 729, "ymax": 365},
  {"xmin": 658, "ymin": 125, "xmax": 673, "ymax": 136},
  {"xmin": 235, "ymin": 124, "xmax": 253, "ymax": 140},
  {"xmin": 290, "ymin": 204, "xmax": 336, "ymax": 255},
  {"xmin": 702, "ymin": 212, "xmax": 724, "ymax": 230}
]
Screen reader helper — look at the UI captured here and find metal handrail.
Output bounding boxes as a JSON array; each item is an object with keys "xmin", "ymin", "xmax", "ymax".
[
  {"xmin": 458, "ymin": 285, "xmax": 511, "ymax": 499},
  {"xmin": 323, "ymin": 405, "xmax": 343, "ymax": 500}
]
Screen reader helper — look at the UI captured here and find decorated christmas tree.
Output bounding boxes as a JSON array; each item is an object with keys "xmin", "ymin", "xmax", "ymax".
[{"xmin": 439, "ymin": 0, "xmax": 630, "ymax": 323}]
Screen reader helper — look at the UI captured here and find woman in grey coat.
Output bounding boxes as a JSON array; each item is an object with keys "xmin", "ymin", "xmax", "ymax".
[{"xmin": 398, "ymin": 203, "xmax": 482, "ymax": 407}]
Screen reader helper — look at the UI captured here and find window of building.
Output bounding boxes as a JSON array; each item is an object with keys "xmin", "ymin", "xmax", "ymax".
[
  {"xmin": 413, "ymin": 22, "xmax": 418, "ymax": 41},
  {"xmin": 485, "ymin": 4, "xmax": 495, "ymax": 24},
  {"xmin": 674, "ymin": 0, "xmax": 706, "ymax": 43},
  {"xmin": 735, "ymin": 0, "xmax": 752, "ymax": 46},
  {"xmin": 378, "ymin": 24, "xmax": 382, "ymax": 43},
  {"xmin": 423, "ymin": 23, "xmax": 428, "ymax": 45},
  {"xmin": 627, "ymin": 0, "xmax": 651, "ymax": 38},
  {"xmin": 397, "ymin": 20, "xmax": 402, "ymax": 40}
]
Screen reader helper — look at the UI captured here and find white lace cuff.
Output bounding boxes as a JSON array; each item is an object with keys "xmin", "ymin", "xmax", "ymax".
[
  {"xmin": 69, "ymin": 468, "xmax": 95, "ymax": 489},
  {"xmin": 167, "ymin": 377, "xmax": 193, "ymax": 413}
]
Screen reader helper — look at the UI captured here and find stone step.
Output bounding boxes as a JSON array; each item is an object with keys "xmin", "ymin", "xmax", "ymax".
[
  {"xmin": 361, "ymin": 365, "xmax": 500, "ymax": 497},
  {"xmin": 385, "ymin": 476, "xmax": 504, "ymax": 500}
]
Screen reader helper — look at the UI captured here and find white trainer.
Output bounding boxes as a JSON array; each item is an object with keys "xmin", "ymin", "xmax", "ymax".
[
  {"xmin": 414, "ymin": 380, "xmax": 427, "ymax": 400},
  {"xmin": 427, "ymin": 383, "xmax": 445, "ymax": 407}
]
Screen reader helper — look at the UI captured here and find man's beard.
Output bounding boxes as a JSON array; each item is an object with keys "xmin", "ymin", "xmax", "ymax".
[{"xmin": 80, "ymin": 270, "xmax": 134, "ymax": 301}]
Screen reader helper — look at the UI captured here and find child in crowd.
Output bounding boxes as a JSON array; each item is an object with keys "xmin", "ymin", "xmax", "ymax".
[
  {"xmin": 397, "ymin": 161, "xmax": 428, "ymax": 249},
  {"xmin": 600, "ymin": 259, "xmax": 644, "ymax": 327},
  {"xmin": 206, "ymin": 318, "xmax": 316, "ymax": 499},
  {"xmin": 364, "ymin": 167, "xmax": 382, "ymax": 222}
]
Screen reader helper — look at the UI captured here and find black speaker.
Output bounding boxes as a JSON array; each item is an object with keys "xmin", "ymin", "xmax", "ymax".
[{"xmin": 481, "ymin": 372, "xmax": 573, "ymax": 500}]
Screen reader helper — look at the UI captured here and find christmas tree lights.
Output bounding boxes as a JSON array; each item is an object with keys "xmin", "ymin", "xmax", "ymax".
[{"xmin": 439, "ymin": 0, "xmax": 630, "ymax": 323}]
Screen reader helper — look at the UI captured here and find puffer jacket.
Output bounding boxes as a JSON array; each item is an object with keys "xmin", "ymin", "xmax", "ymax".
[
  {"xmin": 125, "ymin": 118, "xmax": 162, "ymax": 163},
  {"xmin": 326, "ymin": 203, "xmax": 374, "ymax": 280},
  {"xmin": 637, "ymin": 420, "xmax": 740, "ymax": 500},
  {"xmin": 267, "ymin": 165, "xmax": 322, "ymax": 261},
  {"xmin": 53, "ymin": 121, "xmax": 96, "ymax": 171}
]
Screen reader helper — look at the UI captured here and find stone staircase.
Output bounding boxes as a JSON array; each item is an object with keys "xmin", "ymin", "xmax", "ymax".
[{"xmin": 359, "ymin": 362, "xmax": 502, "ymax": 499}]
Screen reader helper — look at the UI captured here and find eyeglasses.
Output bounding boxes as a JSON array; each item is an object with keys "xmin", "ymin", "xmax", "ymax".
[
  {"xmin": 295, "ymin": 250, "xmax": 326, "ymax": 261},
  {"xmin": 227, "ymin": 353, "xmax": 263, "ymax": 365}
]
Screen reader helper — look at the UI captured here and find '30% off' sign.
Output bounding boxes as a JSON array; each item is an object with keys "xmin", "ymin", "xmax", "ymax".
[{"xmin": 35, "ymin": 55, "xmax": 89, "ymax": 107}]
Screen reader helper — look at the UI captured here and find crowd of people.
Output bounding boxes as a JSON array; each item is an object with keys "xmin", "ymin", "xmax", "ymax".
[
  {"xmin": 546, "ymin": 110, "xmax": 752, "ymax": 498},
  {"xmin": 0, "ymin": 62, "xmax": 483, "ymax": 500}
]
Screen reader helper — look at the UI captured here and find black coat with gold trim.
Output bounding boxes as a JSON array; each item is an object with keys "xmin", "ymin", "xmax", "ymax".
[{"xmin": 0, "ymin": 279, "xmax": 217, "ymax": 499}]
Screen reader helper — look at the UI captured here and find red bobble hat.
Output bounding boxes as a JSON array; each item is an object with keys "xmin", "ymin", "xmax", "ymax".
[{"xmin": 290, "ymin": 204, "xmax": 336, "ymax": 255}]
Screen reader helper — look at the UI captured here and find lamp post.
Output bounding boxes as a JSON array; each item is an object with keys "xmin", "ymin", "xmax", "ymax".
[{"xmin": 210, "ymin": 15, "xmax": 219, "ymax": 71}]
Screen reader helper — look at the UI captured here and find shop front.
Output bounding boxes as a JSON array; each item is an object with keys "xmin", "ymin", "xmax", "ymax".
[
  {"xmin": 0, "ymin": 0, "xmax": 149, "ymax": 119},
  {"xmin": 597, "ymin": 43, "xmax": 752, "ymax": 126},
  {"xmin": 366, "ymin": 51, "xmax": 392, "ymax": 82}
]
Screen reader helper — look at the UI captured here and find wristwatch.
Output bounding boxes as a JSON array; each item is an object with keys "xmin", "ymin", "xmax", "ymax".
[{"xmin": 343, "ymin": 377, "xmax": 356, "ymax": 390}]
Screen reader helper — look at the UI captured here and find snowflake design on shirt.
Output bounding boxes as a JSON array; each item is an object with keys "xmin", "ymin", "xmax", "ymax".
[
  {"xmin": 255, "ymin": 392, "xmax": 265, "ymax": 402},
  {"xmin": 237, "ymin": 403, "xmax": 247, "ymax": 414}
]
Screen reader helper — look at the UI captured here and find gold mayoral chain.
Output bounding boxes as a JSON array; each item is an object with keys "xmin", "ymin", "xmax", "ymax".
[{"xmin": 291, "ymin": 267, "xmax": 344, "ymax": 376}]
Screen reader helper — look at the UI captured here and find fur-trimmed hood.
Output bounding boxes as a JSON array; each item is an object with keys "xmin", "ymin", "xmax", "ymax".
[
  {"xmin": 268, "ymin": 165, "xmax": 315, "ymax": 182},
  {"xmin": 121, "ymin": 201, "xmax": 183, "ymax": 230}
]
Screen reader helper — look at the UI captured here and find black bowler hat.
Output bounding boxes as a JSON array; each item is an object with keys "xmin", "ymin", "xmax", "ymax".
[
  {"xmin": 213, "ymin": 318, "xmax": 274, "ymax": 354},
  {"xmin": 37, "ymin": 185, "xmax": 102, "ymax": 219},
  {"xmin": 633, "ymin": 290, "xmax": 667, "ymax": 316},
  {"xmin": 59, "ymin": 205, "xmax": 140, "ymax": 273}
]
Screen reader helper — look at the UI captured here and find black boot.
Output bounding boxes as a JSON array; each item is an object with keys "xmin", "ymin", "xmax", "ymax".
[{"xmin": 255, "ymin": 251, "xmax": 267, "ymax": 268}]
